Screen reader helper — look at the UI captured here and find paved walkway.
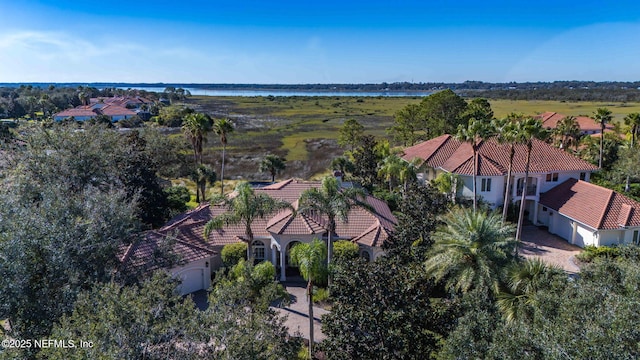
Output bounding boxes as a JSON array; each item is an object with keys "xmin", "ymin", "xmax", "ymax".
[
  {"xmin": 520, "ymin": 225, "xmax": 583, "ymax": 273},
  {"xmin": 189, "ymin": 279, "xmax": 329, "ymax": 343},
  {"xmin": 272, "ymin": 280, "xmax": 329, "ymax": 342}
]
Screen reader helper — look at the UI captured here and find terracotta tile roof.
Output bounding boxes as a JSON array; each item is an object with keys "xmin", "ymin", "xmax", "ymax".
[
  {"xmin": 403, "ymin": 136, "xmax": 597, "ymax": 176},
  {"xmin": 540, "ymin": 179, "xmax": 640, "ymax": 230},
  {"xmin": 55, "ymin": 107, "xmax": 98, "ymax": 117},
  {"xmin": 157, "ymin": 179, "xmax": 396, "ymax": 250},
  {"xmin": 119, "ymin": 230, "xmax": 216, "ymax": 272},
  {"xmin": 99, "ymin": 104, "xmax": 136, "ymax": 116},
  {"xmin": 535, "ymin": 111, "xmax": 614, "ymax": 133},
  {"xmin": 351, "ymin": 219, "xmax": 393, "ymax": 247}
]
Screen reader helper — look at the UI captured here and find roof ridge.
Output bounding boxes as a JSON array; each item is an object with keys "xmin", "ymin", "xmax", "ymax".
[
  {"xmin": 162, "ymin": 203, "xmax": 210, "ymax": 231},
  {"xmin": 120, "ymin": 242, "xmax": 136, "ymax": 263},
  {"xmin": 597, "ymin": 187, "xmax": 615, "ymax": 229}
]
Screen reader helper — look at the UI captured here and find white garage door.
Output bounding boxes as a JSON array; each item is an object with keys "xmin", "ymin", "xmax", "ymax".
[
  {"xmin": 553, "ymin": 215, "xmax": 573, "ymax": 243},
  {"xmin": 177, "ymin": 268, "xmax": 204, "ymax": 295}
]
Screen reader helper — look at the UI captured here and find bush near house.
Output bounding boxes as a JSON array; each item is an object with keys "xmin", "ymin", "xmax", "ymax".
[
  {"xmin": 221, "ymin": 243, "xmax": 248, "ymax": 267},
  {"xmin": 333, "ymin": 240, "xmax": 360, "ymax": 262},
  {"xmin": 576, "ymin": 245, "xmax": 620, "ymax": 263}
]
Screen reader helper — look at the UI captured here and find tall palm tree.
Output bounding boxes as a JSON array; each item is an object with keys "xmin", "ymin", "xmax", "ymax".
[
  {"xmin": 424, "ymin": 208, "xmax": 516, "ymax": 294},
  {"xmin": 191, "ymin": 164, "xmax": 216, "ymax": 203},
  {"xmin": 497, "ymin": 258, "xmax": 563, "ymax": 323},
  {"xmin": 456, "ymin": 119, "xmax": 494, "ymax": 212},
  {"xmin": 514, "ymin": 118, "xmax": 548, "ymax": 243},
  {"xmin": 298, "ymin": 176, "xmax": 366, "ymax": 289},
  {"xmin": 624, "ymin": 113, "xmax": 640, "ymax": 192},
  {"xmin": 259, "ymin": 154, "xmax": 286, "ymax": 182},
  {"xmin": 493, "ymin": 114, "xmax": 525, "ymax": 224},
  {"xmin": 204, "ymin": 182, "xmax": 292, "ymax": 259},
  {"xmin": 593, "ymin": 108, "xmax": 612, "ymax": 169},
  {"xmin": 182, "ymin": 112, "xmax": 212, "ymax": 165},
  {"xmin": 214, "ymin": 118, "xmax": 234, "ymax": 194},
  {"xmin": 289, "ymin": 239, "xmax": 327, "ymax": 359}
]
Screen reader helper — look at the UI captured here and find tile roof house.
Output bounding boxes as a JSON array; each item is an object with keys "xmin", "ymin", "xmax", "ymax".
[
  {"xmin": 121, "ymin": 178, "xmax": 396, "ymax": 293},
  {"xmin": 53, "ymin": 96, "xmax": 147, "ymax": 122},
  {"xmin": 402, "ymin": 134, "xmax": 597, "ymax": 226},
  {"xmin": 539, "ymin": 178, "xmax": 640, "ymax": 247},
  {"xmin": 535, "ymin": 111, "xmax": 615, "ymax": 136}
]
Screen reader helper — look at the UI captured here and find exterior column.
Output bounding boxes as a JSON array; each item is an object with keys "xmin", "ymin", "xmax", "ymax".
[
  {"xmin": 279, "ymin": 246, "xmax": 286, "ymax": 282},
  {"xmin": 533, "ymin": 201, "xmax": 539, "ymax": 225},
  {"xmin": 271, "ymin": 245, "xmax": 276, "ymax": 267}
]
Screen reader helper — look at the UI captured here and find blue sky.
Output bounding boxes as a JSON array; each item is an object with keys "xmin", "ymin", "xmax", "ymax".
[{"xmin": 1, "ymin": 0, "xmax": 639, "ymax": 83}]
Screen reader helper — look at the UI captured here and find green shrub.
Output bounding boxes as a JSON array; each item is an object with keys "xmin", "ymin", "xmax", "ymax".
[
  {"xmin": 312, "ymin": 287, "xmax": 329, "ymax": 303},
  {"xmin": 333, "ymin": 240, "xmax": 359, "ymax": 262},
  {"xmin": 576, "ymin": 245, "xmax": 620, "ymax": 263},
  {"xmin": 221, "ymin": 242, "xmax": 247, "ymax": 267}
]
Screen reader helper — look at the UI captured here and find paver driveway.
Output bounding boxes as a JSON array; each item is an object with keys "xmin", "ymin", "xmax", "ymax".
[{"xmin": 519, "ymin": 225, "xmax": 582, "ymax": 273}]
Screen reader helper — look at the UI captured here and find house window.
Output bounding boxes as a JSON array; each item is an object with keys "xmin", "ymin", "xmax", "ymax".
[
  {"xmin": 481, "ymin": 178, "xmax": 492, "ymax": 192},
  {"xmin": 546, "ymin": 173, "xmax": 559, "ymax": 182},
  {"xmin": 542, "ymin": 207, "xmax": 547, "ymax": 212},
  {"xmin": 252, "ymin": 241, "xmax": 265, "ymax": 261},
  {"xmin": 633, "ymin": 230, "xmax": 639, "ymax": 245},
  {"xmin": 580, "ymin": 172, "xmax": 586, "ymax": 181}
]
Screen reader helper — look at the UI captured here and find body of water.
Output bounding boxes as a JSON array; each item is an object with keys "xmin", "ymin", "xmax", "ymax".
[{"xmin": 116, "ymin": 86, "xmax": 432, "ymax": 97}]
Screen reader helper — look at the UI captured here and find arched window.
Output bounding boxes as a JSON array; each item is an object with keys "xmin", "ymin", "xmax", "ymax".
[
  {"xmin": 252, "ymin": 240, "xmax": 265, "ymax": 261},
  {"xmin": 361, "ymin": 250, "xmax": 371, "ymax": 262}
]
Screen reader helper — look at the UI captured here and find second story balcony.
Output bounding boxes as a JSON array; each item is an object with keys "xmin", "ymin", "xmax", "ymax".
[{"xmin": 516, "ymin": 185, "xmax": 537, "ymax": 197}]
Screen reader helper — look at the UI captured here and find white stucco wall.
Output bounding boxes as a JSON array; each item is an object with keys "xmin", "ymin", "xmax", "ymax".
[
  {"xmin": 598, "ymin": 230, "xmax": 625, "ymax": 247},
  {"xmin": 539, "ymin": 171, "xmax": 591, "ymax": 193}
]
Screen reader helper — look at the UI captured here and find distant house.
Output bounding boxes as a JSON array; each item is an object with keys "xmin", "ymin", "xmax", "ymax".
[
  {"xmin": 539, "ymin": 179, "xmax": 640, "ymax": 247},
  {"xmin": 402, "ymin": 134, "xmax": 598, "ymax": 224},
  {"xmin": 53, "ymin": 96, "xmax": 149, "ymax": 122},
  {"xmin": 535, "ymin": 111, "xmax": 615, "ymax": 136},
  {"xmin": 121, "ymin": 178, "xmax": 396, "ymax": 294}
]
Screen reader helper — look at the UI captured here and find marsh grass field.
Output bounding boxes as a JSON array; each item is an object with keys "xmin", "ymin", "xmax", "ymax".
[{"xmin": 182, "ymin": 95, "xmax": 640, "ymax": 182}]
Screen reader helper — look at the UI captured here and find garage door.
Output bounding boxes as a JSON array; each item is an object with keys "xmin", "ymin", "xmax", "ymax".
[
  {"xmin": 177, "ymin": 268, "xmax": 204, "ymax": 295},
  {"xmin": 553, "ymin": 215, "xmax": 573, "ymax": 243}
]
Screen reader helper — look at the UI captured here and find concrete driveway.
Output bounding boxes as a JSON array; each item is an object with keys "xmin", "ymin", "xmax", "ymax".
[{"xmin": 519, "ymin": 225, "xmax": 583, "ymax": 273}]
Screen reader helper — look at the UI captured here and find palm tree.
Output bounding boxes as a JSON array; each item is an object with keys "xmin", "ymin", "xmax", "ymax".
[
  {"xmin": 424, "ymin": 208, "xmax": 516, "ymax": 295},
  {"xmin": 455, "ymin": 119, "xmax": 494, "ymax": 212},
  {"xmin": 182, "ymin": 112, "xmax": 212, "ymax": 165},
  {"xmin": 431, "ymin": 171, "xmax": 461, "ymax": 203},
  {"xmin": 289, "ymin": 239, "xmax": 327, "ymax": 359},
  {"xmin": 259, "ymin": 154, "xmax": 286, "ymax": 182},
  {"xmin": 398, "ymin": 157, "xmax": 421, "ymax": 193},
  {"xmin": 214, "ymin": 118, "xmax": 234, "ymax": 194},
  {"xmin": 493, "ymin": 114, "xmax": 522, "ymax": 224},
  {"xmin": 514, "ymin": 117, "xmax": 548, "ymax": 243},
  {"xmin": 330, "ymin": 156, "xmax": 355, "ymax": 177},
  {"xmin": 554, "ymin": 115, "xmax": 581, "ymax": 150},
  {"xmin": 624, "ymin": 113, "xmax": 640, "ymax": 192},
  {"xmin": 191, "ymin": 164, "xmax": 217, "ymax": 203},
  {"xmin": 377, "ymin": 154, "xmax": 404, "ymax": 191},
  {"xmin": 204, "ymin": 182, "xmax": 292, "ymax": 259},
  {"xmin": 593, "ymin": 108, "xmax": 612, "ymax": 169},
  {"xmin": 298, "ymin": 176, "xmax": 366, "ymax": 289},
  {"xmin": 497, "ymin": 258, "xmax": 563, "ymax": 323}
]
